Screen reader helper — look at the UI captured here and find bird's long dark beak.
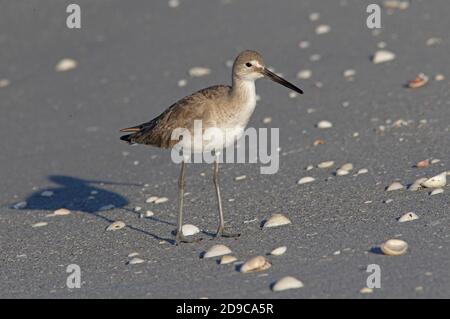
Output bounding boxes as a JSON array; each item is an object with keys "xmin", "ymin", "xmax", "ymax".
[{"xmin": 261, "ymin": 68, "xmax": 304, "ymax": 94}]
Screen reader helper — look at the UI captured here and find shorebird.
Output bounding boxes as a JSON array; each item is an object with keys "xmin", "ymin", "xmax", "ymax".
[{"xmin": 120, "ymin": 50, "xmax": 303, "ymax": 245}]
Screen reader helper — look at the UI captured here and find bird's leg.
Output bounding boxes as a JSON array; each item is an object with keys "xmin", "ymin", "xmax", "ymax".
[
  {"xmin": 213, "ymin": 159, "xmax": 240, "ymax": 238},
  {"xmin": 175, "ymin": 161, "xmax": 199, "ymax": 245}
]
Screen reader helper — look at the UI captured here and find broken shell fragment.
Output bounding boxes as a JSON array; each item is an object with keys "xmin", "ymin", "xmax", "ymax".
[
  {"xmin": 128, "ymin": 257, "xmax": 145, "ymax": 265},
  {"xmin": 270, "ymin": 246, "xmax": 287, "ymax": 256},
  {"xmin": 154, "ymin": 197, "xmax": 169, "ymax": 204},
  {"xmin": 32, "ymin": 222, "xmax": 48, "ymax": 228},
  {"xmin": 398, "ymin": 212, "xmax": 419, "ymax": 223},
  {"xmin": 340, "ymin": 163, "xmax": 354, "ymax": 171},
  {"xmin": 386, "ymin": 182, "xmax": 404, "ymax": 191},
  {"xmin": 372, "ymin": 50, "xmax": 396, "ymax": 64},
  {"xmin": 189, "ymin": 67, "xmax": 211, "ymax": 77},
  {"xmin": 421, "ymin": 173, "xmax": 447, "ymax": 188},
  {"xmin": 272, "ymin": 276, "xmax": 304, "ymax": 292},
  {"xmin": 146, "ymin": 196, "xmax": 159, "ymax": 203},
  {"xmin": 409, "ymin": 178, "xmax": 427, "ymax": 191},
  {"xmin": 317, "ymin": 120, "xmax": 333, "ymax": 129},
  {"xmin": 336, "ymin": 169, "xmax": 349, "ymax": 176},
  {"xmin": 318, "ymin": 161, "xmax": 334, "ymax": 168},
  {"xmin": 407, "ymin": 73, "xmax": 429, "ymax": 89},
  {"xmin": 203, "ymin": 244, "xmax": 232, "ymax": 258},
  {"xmin": 380, "ymin": 239, "xmax": 408, "ymax": 256},
  {"xmin": 297, "ymin": 176, "xmax": 315, "ymax": 185},
  {"xmin": 430, "ymin": 188, "xmax": 444, "ymax": 196},
  {"xmin": 357, "ymin": 168, "xmax": 369, "ymax": 175},
  {"xmin": 55, "ymin": 58, "xmax": 77, "ymax": 72},
  {"xmin": 415, "ymin": 159, "xmax": 430, "ymax": 168},
  {"xmin": 47, "ymin": 208, "xmax": 71, "ymax": 217},
  {"xmin": 220, "ymin": 255, "xmax": 237, "ymax": 265},
  {"xmin": 240, "ymin": 256, "xmax": 271, "ymax": 273},
  {"xmin": 263, "ymin": 214, "xmax": 291, "ymax": 228},
  {"xmin": 181, "ymin": 224, "xmax": 200, "ymax": 236},
  {"xmin": 106, "ymin": 221, "xmax": 126, "ymax": 231}
]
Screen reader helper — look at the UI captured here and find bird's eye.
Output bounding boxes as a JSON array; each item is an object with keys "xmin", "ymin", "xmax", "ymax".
[{"xmin": 245, "ymin": 62, "xmax": 252, "ymax": 67}]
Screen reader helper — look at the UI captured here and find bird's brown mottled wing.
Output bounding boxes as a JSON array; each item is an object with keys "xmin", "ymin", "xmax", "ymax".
[{"xmin": 120, "ymin": 85, "xmax": 231, "ymax": 148}]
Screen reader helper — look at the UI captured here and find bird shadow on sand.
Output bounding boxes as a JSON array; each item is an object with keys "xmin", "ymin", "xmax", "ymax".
[{"xmin": 11, "ymin": 175, "xmax": 174, "ymax": 243}]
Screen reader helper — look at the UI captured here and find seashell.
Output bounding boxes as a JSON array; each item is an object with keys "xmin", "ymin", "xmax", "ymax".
[
  {"xmin": 55, "ymin": 58, "xmax": 77, "ymax": 72},
  {"xmin": 336, "ymin": 169, "xmax": 349, "ymax": 176},
  {"xmin": 297, "ymin": 69, "xmax": 312, "ymax": 79},
  {"xmin": 407, "ymin": 73, "xmax": 428, "ymax": 89},
  {"xmin": 409, "ymin": 178, "xmax": 427, "ymax": 191},
  {"xmin": 357, "ymin": 168, "xmax": 369, "ymax": 175},
  {"xmin": 262, "ymin": 117, "xmax": 272, "ymax": 124},
  {"xmin": 270, "ymin": 246, "xmax": 287, "ymax": 256},
  {"xmin": 181, "ymin": 224, "xmax": 200, "ymax": 236},
  {"xmin": 127, "ymin": 252, "xmax": 139, "ymax": 258},
  {"xmin": 380, "ymin": 239, "xmax": 408, "ymax": 256},
  {"xmin": 0, "ymin": 78, "xmax": 11, "ymax": 88},
  {"xmin": 145, "ymin": 210, "xmax": 154, "ymax": 217},
  {"xmin": 317, "ymin": 161, "xmax": 334, "ymax": 168},
  {"xmin": 128, "ymin": 257, "xmax": 145, "ymax": 265},
  {"xmin": 430, "ymin": 188, "xmax": 444, "ymax": 196},
  {"xmin": 154, "ymin": 197, "xmax": 169, "ymax": 204},
  {"xmin": 297, "ymin": 176, "xmax": 315, "ymax": 185},
  {"xmin": 203, "ymin": 244, "xmax": 232, "ymax": 258},
  {"xmin": 263, "ymin": 214, "xmax": 291, "ymax": 228},
  {"xmin": 234, "ymin": 175, "xmax": 247, "ymax": 181},
  {"xmin": 272, "ymin": 276, "xmax": 304, "ymax": 291},
  {"xmin": 189, "ymin": 67, "xmax": 211, "ymax": 77},
  {"xmin": 47, "ymin": 208, "xmax": 71, "ymax": 217},
  {"xmin": 315, "ymin": 24, "xmax": 330, "ymax": 35},
  {"xmin": 415, "ymin": 159, "xmax": 430, "ymax": 168},
  {"xmin": 360, "ymin": 287, "xmax": 373, "ymax": 294},
  {"xmin": 146, "ymin": 196, "xmax": 159, "ymax": 203},
  {"xmin": 340, "ymin": 163, "xmax": 354, "ymax": 171},
  {"xmin": 220, "ymin": 255, "xmax": 237, "ymax": 265},
  {"xmin": 372, "ymin": 50, "xmax": 396, "ymax": 64},
  {"xmin": 240, "ymin": 256, "xmax": 271, "ymax": 273},
  {"xmin": 32, "ymin": 222, "xmax": 48, "ymax": 228},
  {"xmin": 313, "ymin": 139, "xmax": 325, "ymax": 146},
  {"xmin": 398, "ymin": 212, "xmax": 418, "ymax": 223},
  {"xmin": 317, "ymin": 120, "xmax": 333, "ymax": 129},
  {"xmin": 421, "ymin": 173, "xmax": 447, "ymax": 188},
  {"xmin": 386, "ymin": 181, "xmax": 404, "ymax": 191},
  {"xmin": 106, "ymin": 221, "xmax": 126, "ymax": 231},
  {"xmin": 343, "ymin": 69, "xmax": 356, "ymax": 78},
  {"xmin": 13, "ymin": 201, "xmax": 27, "ymax": 209}
]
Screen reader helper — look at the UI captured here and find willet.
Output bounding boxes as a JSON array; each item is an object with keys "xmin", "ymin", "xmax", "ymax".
[{"xmin": 120, "ymin": 50, "xmax": 303, "ymax": 245}]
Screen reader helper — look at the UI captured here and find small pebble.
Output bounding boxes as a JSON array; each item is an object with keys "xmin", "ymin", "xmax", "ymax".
[
  {"xmin": 398, "ymin": 212, "xmax": 419, "ymax": 223},
  {"xmin": 240, "ymin": 256, "xmax": 271, "ymax": 273},
  {"xmin": 386, "ymin": 182, "xmax": 404, "ymax": 191},
  {"xmin": 317, "ymin": 120, "xmax": 333, "ymax": 129},
  {"xmin": 220, "ymin": 255, "xmax": 237, "ymax": 265},
  {"xmin": 55, "ymin": 58, "xmax": 77, "ymax": 72},
  {"xmin": 360, "ymin": 287, "xmax": 373, "ymax": 294},
  {"xmin": 372, "ymin": 50, "xmax": 396, "ymax": 64},
  {"xmin": 128, "ymin": 258, "xmax": 145, "ymax": 265},
  {"xmin": 177, "ymin": 79, "xmax": 187, "ymax": 87},
  {"xmin": 309, "ymin": 12, "xmax": 320, "ymax": 21},
  {"xmin": 263, "ymin": 214, "xmax": 291, "ymax": 228},
  {"xmin": 189, "ymin": 67, "xmax": 211, "ymax": 77},
  {"xmin": 203, "ymin": 244, "xmax": 232, "ymax": 258},
  {"xmin": 0, "ymin": 78, "xmax": 10, "ymax": 88},
  {"xmin": 32, "ymin": 222, "xmax": 48, "ymax": 228},
  {"xmin": 234, "ymin": 175, "xmax": 246, "ymax": 181},
  {"xmin": 181, "ymin": 224, "xmax": 200, "ymax": 236},
  {"xmin": 106, "ymin": 221, "xmax": 126, "ymax": 231},
  {"xmin": 315, "ymin": 24, "xmax": 331, "ymax": 35},
  {"xmin": 262, "ymin": 117, "xmax": 272, "ymax": 124},
  {"xmin": 298, "ymin": 176, "xmax": 315, "ymax": 184},
  {"xmin": 270, "ymin": 246, "xmax": 287, "ymax": 256},
  {"xmin": 318, "ymin": 161, "xmax": 334, "ymax": 168},
  {"xmin": 297, "ymin": 69, "xmax": 312, "ymax": 79},
  {"xmin": 272, "ymin": 276, "xmax": 304, "ymax": 292}
]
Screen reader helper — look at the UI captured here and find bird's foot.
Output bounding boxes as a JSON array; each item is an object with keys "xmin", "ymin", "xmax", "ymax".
[{"xmin": 215, "ymin": 227, "xmax": 241, "ymax": 239}]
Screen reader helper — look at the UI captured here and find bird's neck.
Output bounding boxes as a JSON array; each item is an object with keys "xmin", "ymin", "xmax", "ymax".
[{"xmin": 230, "ymin": 76, "xmax": 256, "ymax": 111}]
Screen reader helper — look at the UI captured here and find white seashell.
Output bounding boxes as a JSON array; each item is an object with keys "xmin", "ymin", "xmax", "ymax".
[
  {"xmin": 168, "ymin": 0, "xmax": 180, "ymax": 8},
  {"xmin": 336, "ymin": 169, "xmax": 349, "ymax": 176},
  {"xmin": 357, "ymin": 168, "xmax": 369, "ymax": 175},
  {"xmin": 306, "ymin": 165, "xmax": 314, "ymax": 171},
  {"xmin": 203, "ymin": 244, "xmax": 232, "ymax": 258},
  {"xmin": 234, "ymin": 175, "xmax": 247, "ymax": 181},
  {"xmin": 409, "ymin": 178, "xmax": 427, "ymax": 191},
  {"xmin": 154, "ymin": 197, "xmax": 169, "ymax": 204},
  {"xmin": 297, "ymin": 69, "xmax": 312, "ymax": 79},
  {"xmin": 372, "ymin": 50, "xmax": 396, "ymax": 64},
  {"xmin": 240, "ymin": 256, "xmax": 271, "ymax": 273},
  {"xmin": 146, "ymin": 196, "xmax": 159, "ymax": 203},
  {"xmin": 272, "ymin": 276, "xmax": 304, "ymax": 291},
  {"xmin": 398, "ymin": 212, "xmax": 418, "ymax": 222},
  {"xmin": 145, "ymin": 210, "xmax": 154, "ymax": 217},
  {"xmin": 317, "ymin": 120, "xmax": 333, "ymax": 129},
  {"xmin": 106, "ymin": 221, "xmax": 126, "ymax": 231},
  {"xmin": 263, "ymin": 214, "xmax": 291, "ymax": 228},
  {"xmin": 40, "ymin": 191, "xmax": 54, "ymax": 197},
  {"xmin": 181, "ymin": 224, "xmax": 200, "ymax": 236},
  {"xmin": 32, "ymin": 222, "xmax": 48, "ymax": 228},
  {"xmin": 343, "ymin": 69, "xmax": 356, "ymax": 78},
  {"xmin": 421, "ymin": 173, "xmax": 447, "ymax": 188},
  {"xmin": 298, "ymin": 176, "xmax": 315, "ymax": 184},
  {"xmin": 55, "ymin": 58, "xmax": 77, "ymax": 72},
  {"xmin": 386, "ymin": 182, "xmax": 404, "ymax": 191},
  {"xmin": 13, "ymin": 201, "xmax": 27, "ymax": 209},
  {"xmin": 128, "ymin": 257, "xmax": 145, "ymax": 265},
  {"xmin": 270, "ymin": 246, "xmax": 287, "ymax": 256},
  {"xmin": 340, "ymin": 163, "xmax": 354, "ymax": 171},
  {"xmin": 134, "ymin": 206, "xmax": 142, "ymax": 212},
  {"xmin": 360, "ymin": 287, "xmax": 373, "ymax": 294},
  {"xmin": 430, "ymin": 188, "xmax": 444, "ymax": 196},
  {"xmin": 47, "ymin": 208, "xmax": 71, "ymax": 217},
  {"xmin": 189, "ymin": 67, "xmax": 211, "ymax": 77},
  {"xmin": 315, "ymin": 24, "xmax": 330, "ymax": 35},
  {"xmin": 220, "ymin": 255, "xmax": 237, "ymax": 265},
  {"xmin": 128, "ymin": 252, "xmax": 139, "ymax": 258},
  {"xmin": 317, "ymin": 161, "xmax": 334, "ymax": 168},
  {"xmin": 309, "ymin": 12, "xmax": 320, "ymax": 21},
  {"xmin": 177, "ymin": 79, "xmax": 187, "ymax": 87},
  {"xmin": 380, "ymin": 239, "xmax": 408, "ymax": 256},
  {"xmin": 0, "ymin": 78, "xmax": 11, "ymax": 88},
  {"xmin": 262, "ymin": 117, "xmax": 272, "ymax": 124}
]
